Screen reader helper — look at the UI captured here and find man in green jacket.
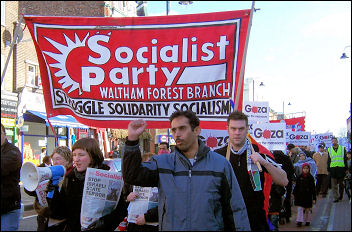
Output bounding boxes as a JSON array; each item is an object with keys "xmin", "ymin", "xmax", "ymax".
[{"xmin": 327, "ymin": 137, "xmax": 348, "ymax": 202}]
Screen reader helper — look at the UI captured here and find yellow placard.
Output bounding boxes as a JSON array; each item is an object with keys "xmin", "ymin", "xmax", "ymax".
[{"xmin": 1, "ymin": 118, "xmax": 16, "ymax": 127}]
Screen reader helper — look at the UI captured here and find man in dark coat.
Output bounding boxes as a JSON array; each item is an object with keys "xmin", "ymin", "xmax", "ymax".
[
  {"xmin": 215, "ymin": 111, "xmax": 288, "ymax": 231},
  {"xmin": 1, "ymin": 123, "xmax": 23, "ymax": 231},
  {"xmin": 272, "ymin": 150, "xmax": 295, "ymax": 223}
]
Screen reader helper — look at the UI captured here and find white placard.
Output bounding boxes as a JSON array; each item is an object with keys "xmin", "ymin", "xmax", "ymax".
[
  {"xmin": 249, "ymin": 123, "xmax": 286, "ymax": 151},
  {"xmin": 199, "ymin": 129, "xmax": 229, "ymax": 151},
  {"xmin": 243, "ymin": 101, "xmax": 269, "ymax": 123},
  {"xmin": 311, "ymin": 133, "xmax": 333, "ymax": 150},
  {"xmin": 286, "ymin": 131, "xmax": 311, "ymax": 146}
]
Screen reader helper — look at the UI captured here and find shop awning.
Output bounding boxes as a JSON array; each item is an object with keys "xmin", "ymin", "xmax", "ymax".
[{"xmin": 24, "ymin": 110, "xmax": 89, "ymax": 129}]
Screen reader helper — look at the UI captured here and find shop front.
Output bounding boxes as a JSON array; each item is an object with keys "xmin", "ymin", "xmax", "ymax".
[{"xmin": 21, "ymin": 110, "xmax": 89, "ymax": 165}]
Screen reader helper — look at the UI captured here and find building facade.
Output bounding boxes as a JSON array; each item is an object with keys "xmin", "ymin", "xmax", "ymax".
[{"xmin": 1, "ymin": 1, "xmax": 146, "ymax": 165}]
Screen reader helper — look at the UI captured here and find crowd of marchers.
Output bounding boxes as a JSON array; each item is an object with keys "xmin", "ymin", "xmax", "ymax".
[{"xmin": 1, "ymin": 110, "xmax": 351, "ymax": 231}]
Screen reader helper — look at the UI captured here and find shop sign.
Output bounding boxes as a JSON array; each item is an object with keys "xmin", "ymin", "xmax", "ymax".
[
  {"xmin": 157, "ymin": 134, "xmax": 175, "ymax": 145},
  {"xmin": 19, "ymin": 125, "xmax": 29, "ymax": 132},
  {"xmin": 1, "ymin": 118, "xmax": 16, "ymax": 127},
  {"xmin": 1, "ymin": 93, "xmax": 18, "ymax": 119}
]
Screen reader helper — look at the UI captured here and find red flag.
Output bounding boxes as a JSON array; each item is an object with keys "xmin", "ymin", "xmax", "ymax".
[
  {"xmin": 270, "ymin": 116, "xmax": 305, "ymax": 131},
  {"xmin": 23, "ymin": 10, "xmax": 250, "ymax": 129},
  {"xmin": 248, "ymin": 134, "xmax": 273, "ymax": 218}
]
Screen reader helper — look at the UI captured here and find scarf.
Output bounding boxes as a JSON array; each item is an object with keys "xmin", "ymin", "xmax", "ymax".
[
  {"xmin": 74, "ymin": 164, "xmax": 102, "ymax": 181},
  {"xmin": 74, "ymin": 168, "xmax": 86, "ymax": 181},
  {"xmin": 230, "ymin": 138, "xmax": 261, "ymax": 191}
]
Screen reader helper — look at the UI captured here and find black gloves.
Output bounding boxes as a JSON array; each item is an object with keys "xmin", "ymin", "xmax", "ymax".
[
  {"xmin": 85, "ymin": 218, "xmax": 105, "ymax": 231},
  {"xmin": 45, "ymin": 179, "xmax": 59, "ymax": 193}
]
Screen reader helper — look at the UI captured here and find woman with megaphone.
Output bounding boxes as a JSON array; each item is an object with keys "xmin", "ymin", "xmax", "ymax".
[
  {"xmin": 24, "ymin": 146, "xmax": 73, "ymax": 231},
  {"xmin": 46, "ymin": 138, "xmax": 128, "ymax": 231}
]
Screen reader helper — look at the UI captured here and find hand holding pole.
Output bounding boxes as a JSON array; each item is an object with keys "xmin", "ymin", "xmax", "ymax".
[{"xmin": 250, "ymin": 143, "xmax": 262, "ymax": 172}]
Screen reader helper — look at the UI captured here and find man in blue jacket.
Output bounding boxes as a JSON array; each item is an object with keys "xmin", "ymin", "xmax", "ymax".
[{"xmin": 122, "ymin": 110, "xmax": 250, "ymax": 231}]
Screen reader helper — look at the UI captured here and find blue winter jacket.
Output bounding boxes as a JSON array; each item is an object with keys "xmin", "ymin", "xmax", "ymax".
[{"xmin": 122, "ymin": 139, "xmax": 251, "ymax": 231}]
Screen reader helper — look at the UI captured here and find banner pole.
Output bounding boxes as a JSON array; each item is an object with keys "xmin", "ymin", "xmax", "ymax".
[
  {"xmin": 1, "ymin": 20, "xmax": 22, "ymax": 85},
  {"xmin": 47, "ymin": 115, "xmax": 58, "ymax": 146},
  {"xmin": 234, "ymin": 1, "xmax": 256, "ymax": 111}
]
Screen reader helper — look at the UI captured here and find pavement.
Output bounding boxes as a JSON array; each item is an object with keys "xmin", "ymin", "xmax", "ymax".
[
  {"xmin": 279, "ymin": 189, "xmax": 351, "ymax": 231},
  {"xmin": 20, "ymin": 183, "xmax": 36, "ymax": 211}
]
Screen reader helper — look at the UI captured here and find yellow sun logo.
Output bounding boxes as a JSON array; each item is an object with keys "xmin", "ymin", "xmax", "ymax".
[{"xmin": 43, "ymin": 33, "xmax": 90, "ymax": 95}]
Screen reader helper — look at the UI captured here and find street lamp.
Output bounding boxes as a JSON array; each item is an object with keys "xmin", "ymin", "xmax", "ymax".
[
  {"xmin": 166, "ymin": 1, "xmax": 170, "ymax": 15},
  {"xmin": 283, "ymin": 101, "xmax": 291, "ymax": 118},
  {"xmin": 252, "ymin": 80, "xmax": 264, "ymax": 101},
  {"xmin": 179, "ymin": 1, "xmax": 193, "ymax": 5},
  {"xmin": 165, "ymin": 0, "xmax": 193, "ymax": 146},
  {"xmin": 166, "ymin": 1, "xmax": 193, "ymax": 15},
  {"xmin": 340, "ymin": 45, "xmax": 351, "ymax": 59}
]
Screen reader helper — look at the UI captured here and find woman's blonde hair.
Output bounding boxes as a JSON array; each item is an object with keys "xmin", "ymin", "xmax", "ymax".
[{"xmin": 50, "ymin": 146, "xmax": 73, "ymax": 167}]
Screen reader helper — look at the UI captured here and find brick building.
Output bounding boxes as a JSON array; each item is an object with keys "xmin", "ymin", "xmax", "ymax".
[{"xmin": 1, "ymin": 1, "xmax": 146, "ymax": 163}]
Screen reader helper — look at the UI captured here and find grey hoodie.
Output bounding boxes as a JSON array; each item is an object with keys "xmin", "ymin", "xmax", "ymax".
[{"xmin": 122, "ymin": 139, "xmax": 250, "ymax": 231}]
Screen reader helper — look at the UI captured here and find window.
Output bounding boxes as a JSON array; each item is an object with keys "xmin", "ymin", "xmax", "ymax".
[
  {"xmin": 27, "ymin": 64, "xmax": 36, "ymax": 86},
  {"xmin": 25, "ymin": 61, "xmax": 41, "ymax": 88}
]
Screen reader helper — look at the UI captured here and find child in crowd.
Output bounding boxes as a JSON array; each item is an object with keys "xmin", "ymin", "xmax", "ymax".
[{"xmin": 293, "ymin": 163, "xmax": 316, "ymax": 227}]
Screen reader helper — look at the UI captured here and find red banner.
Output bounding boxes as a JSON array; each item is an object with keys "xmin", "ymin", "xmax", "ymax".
[
  {"xmin": 24, "ymin": 11, "xmax": 250, "ymax": 129},
  {"xmin": 270, "ymin": 116, "xmax": 306, "ymax": 131}
]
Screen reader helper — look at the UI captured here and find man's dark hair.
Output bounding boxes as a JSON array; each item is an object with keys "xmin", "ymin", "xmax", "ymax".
[
  {"xmin": 169, "ymin": 110, "xmax": 200, "ymax": 131},
  {"xmin": 287, "ymin": 144, "xmax": 295, "ymax": 151},
  {"xmin": 332, "ymin": 137, "xmax": 338, "ymax": 141},
  {"xmin": 159, "ymin": 142, "xmax": 169, "ymax": 148},
  {"xmin": 227, "ymin": 111, "xmax": 248, "ymax": 126}
]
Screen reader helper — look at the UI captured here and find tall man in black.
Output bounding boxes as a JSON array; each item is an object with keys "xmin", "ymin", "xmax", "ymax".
[
  {"xmin": 216, "ymin": 111, "xmax": 288, "ymax": 231},
  {"xmin": 1, "ymin": 123, "xmax": 23, "ymax": 231}
]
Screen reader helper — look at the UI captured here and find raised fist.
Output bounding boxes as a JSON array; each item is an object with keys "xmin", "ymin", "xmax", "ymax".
[{"xmin": 128, "ymin": 120, "xmax": 147, "ymax": 141}]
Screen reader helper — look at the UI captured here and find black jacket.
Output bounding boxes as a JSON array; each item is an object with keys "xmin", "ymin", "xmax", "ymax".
[
  {"xmin": 215, "ymin": 145, "xmax": 269, "ymax": 231},
  {"xmin": 293, "ymin": 174, "xmax": 316, "ymax": 208},
  {"xmin": 1, "ymin": 140, "xmax": 22, "ymax": 214},
  {"xmin": 269, "ymin": 184, "xmax": 286, "ymax": 213},
  {"xmin": 49, "ymin": 164, "xmax": 128, "ymax": 231}
]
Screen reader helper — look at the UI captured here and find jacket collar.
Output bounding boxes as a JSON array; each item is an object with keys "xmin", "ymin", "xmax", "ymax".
[{"xmin": 174, "ymin": 139, "xmax": 210, "ymax": 162}]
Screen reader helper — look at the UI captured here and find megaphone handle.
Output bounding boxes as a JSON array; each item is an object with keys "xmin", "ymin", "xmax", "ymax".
[
  {"xmin": 47, "ymin": 190, "xmax": 54, "ymax": 199},
  {"xmin": 47, "ymin": 177, "xmax": 59, "ymax": 199}
]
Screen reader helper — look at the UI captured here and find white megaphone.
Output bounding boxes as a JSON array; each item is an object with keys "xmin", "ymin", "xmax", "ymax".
[{"xmin": 20, "ymin": 162, "xmax": 66, "ymax": 195}]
